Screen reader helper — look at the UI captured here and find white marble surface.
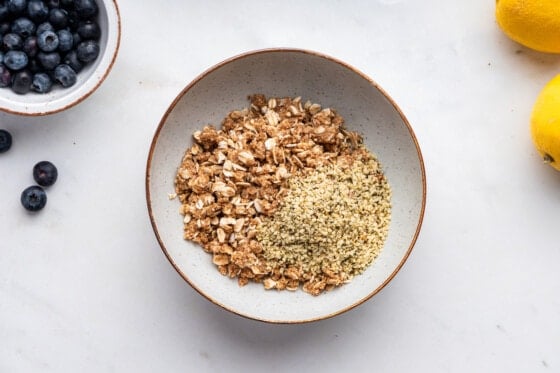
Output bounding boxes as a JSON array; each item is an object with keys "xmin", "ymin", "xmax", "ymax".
[{"xmin": 1, "ymin": 0, "xmax": 560, "ymax": 371}]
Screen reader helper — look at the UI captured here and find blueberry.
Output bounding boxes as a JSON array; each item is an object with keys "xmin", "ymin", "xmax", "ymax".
[
  {"xmin": 11, "ymin": 17, "xmax": 36, "ymax": 38},
  {"xmin": 35, "ymin": 21, "xmax": 54, "ymax": 35},
  {"xmin": 48, "ymin": 7, "xmax": 67, "ymax": 28},
  {"xmin": 37, "ymin": 30, "xmax": 58, "ymax": 51},
  {"xmin": 71, "ymin": 30, "xmax": 80, "ymax": 47},
  {"xmin": 0, "ymin": 21, "xmax": 11, "ymax": 34},
  {"xmin": 56, "ymin": 28, "xmax": 72, "ymax": 51},
  {"xmin": 46, "ymin": 0, "xmax": 60, "ymax": 8},
  {"xmin": 27, "ymin": 57, "xmax": 41, "ymax": 72},
  {"xmin": 76, "ymin": 39, "xmax": 97, "ymax": 62},
  {"xmin": 31, "ymin": 71, "xmax": 52, "ymax": 92},
  {"xmin": 77, "ymin": 19, "xmax": 99, "ymax": 40},
  {"xmin": 0, "ymin": 129, "xmax": 12, "ymax": 153},
  {"xmin": 53, "ymin": 63, "xmax": 75, "ymax": 87},
  {"xmin": 21, "ymin": 185, "xmax": 47, "ymax": 211},
  {"xmin": 33, "ymin": 160, "xmax": 58, "ymax": 186},
  {"xmin": 36, "ymin": 50, "xmax": 59, "ymax": 69},
  {"xmin": 0, "ymin": 64, "xmax": 11, "ymax": 86},
  {"xmin": 11, "ymin": 69, "xmax": 32, "ymax": 93},
  {"xmin": 60, "ymin": 0, "xmax": 74, "ymax": 8},
  {"xmin": 63, "ymin": 49, "xmax": 81, "ymax": 71},
  {"xmin": 4, "ymin": 50, "xmax": 28, "ymax": 70},
  {"xmin": 23, "ymin": 36, "xmax": 38, "ymax": 57},
  {"xmin": 0, "ymin": 4, "xmax": 9, "ymax": 22},
  {"xmin": 74, "ymin": 0, "xmax": 97, "ymax": 19},
  {"xmin": 8, "ymin": 0, "xmax": 27, "ymax": 15},
  {"xmin": 27, "ymin": 0, "xmax": 49, "ymax": 22},
  {"xmin": 66, "ymin": 9, "xmax": 79, "ymax": 30},
  {"xmin": 2, "ymin": 33, "xmax": 23, "ymax": 50}
]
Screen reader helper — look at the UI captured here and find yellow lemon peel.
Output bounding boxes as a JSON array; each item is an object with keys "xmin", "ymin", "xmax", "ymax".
[
  {"xmin": 496, "ymin": 0, "xmax": 560, "ymax": 54},
  {"xmin": 531, "ymin": 75, "xmax": 560, "ymax": 171}
]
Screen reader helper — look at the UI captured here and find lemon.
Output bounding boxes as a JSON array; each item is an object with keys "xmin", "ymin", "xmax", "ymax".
[
  {"xmin": 496, "ymin": 0, "xmax": 560, "ymax": 54},
  {"xmin": 531, "ymin": 75, "xmax": 560, "ymax": 171}
]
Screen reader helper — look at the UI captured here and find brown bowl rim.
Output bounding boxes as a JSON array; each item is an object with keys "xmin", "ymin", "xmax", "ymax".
[{"xmin": 146, "ymin": 47, "xmax": 427, "ymax": 324}]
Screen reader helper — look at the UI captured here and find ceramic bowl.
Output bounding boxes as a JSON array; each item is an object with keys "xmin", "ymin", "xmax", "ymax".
[
  {"xmin": 0, "ymin": 0, "xmax": 121, "ymax": 116},
  {"xmin": 146, "ymin": 49, "xmax": 426, "ymax": 323}
]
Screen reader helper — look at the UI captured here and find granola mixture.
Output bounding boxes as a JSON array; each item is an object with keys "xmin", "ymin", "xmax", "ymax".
[{"xmin": 174, "ymin": 94, "xmax": 391, "ymax": 295}]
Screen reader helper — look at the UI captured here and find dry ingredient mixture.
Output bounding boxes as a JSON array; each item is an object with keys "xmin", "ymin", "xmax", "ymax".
[{"xmin": 174, "ymin": 94, "xmax": 391, "ymax": 295}]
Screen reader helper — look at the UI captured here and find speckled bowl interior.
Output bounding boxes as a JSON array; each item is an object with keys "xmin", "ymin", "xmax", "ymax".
[
  {"xmin": 0, "ymin": 0, "xmax": 120, "ymax": 116},
  {"xmin": 147, "ymin": 49, "xmax": 426, "ymax": 323}
]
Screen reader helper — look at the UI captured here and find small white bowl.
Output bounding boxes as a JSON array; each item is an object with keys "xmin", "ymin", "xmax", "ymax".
[
  {"xmin": 0, "ymin": 0, "xmax": 121, "ymax": 116},
  {"xmin": 147, "ymin": 49, "xmax": 426, "ymax": 323}
]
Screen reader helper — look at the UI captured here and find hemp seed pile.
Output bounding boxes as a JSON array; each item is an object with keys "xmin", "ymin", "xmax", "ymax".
[{"xmin": 174, "ymin": 94, "xmax": 391, "ymax": 295}]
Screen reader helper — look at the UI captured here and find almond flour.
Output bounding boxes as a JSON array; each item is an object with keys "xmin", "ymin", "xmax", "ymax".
[
  {"xmin": 174, "ymin": 94, "xmax": 391, "ymax": 295},
  {"xmin": 257, "ymin": 148, "xmax": 391, "ymax": 295}
]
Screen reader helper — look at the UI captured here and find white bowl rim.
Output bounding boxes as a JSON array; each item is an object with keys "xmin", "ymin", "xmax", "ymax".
[
  {"xmin": 146, "ymin": 48, "xmax": 427, "ymax": 323},
  {"xmin": 0, "ymin": 0, "xmax": 121, "ymax": 116}
]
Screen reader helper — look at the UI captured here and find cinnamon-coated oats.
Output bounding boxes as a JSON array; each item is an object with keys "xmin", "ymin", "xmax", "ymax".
[{"xmin": 174, "ymin": 94, "xmax": 391, "ymax": 295}]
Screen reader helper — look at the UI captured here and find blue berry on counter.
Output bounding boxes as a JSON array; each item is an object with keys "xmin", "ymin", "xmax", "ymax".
[
  {"xmin": 31, "ymin": 71, "xmax": 52, "ymax": 92},
  {"xmin": 75, "ymin": 0, "xmax": 98, "ymax": 19},
  {"xmin": 2, "ymin": 32, "xmax": 23, "ymax": 50},
  {"xmin": 11, "ymin": 69, "xmax": 32, "ymax": 93},
  {"xmin": 76, "ymin": 39, "xmax": 98, "ymax": 62},
  {"xmin": 21, "ymin": 185, "xmax": 47, "ymax": 211},
  {"xmin": 0, "ymin": 129, "xmax": 12, "ymax": 153},
  {"xmin": 11, "ymin": 16, "xmax": 36, "ymax": 37},
  {"xmin": 27, "ymin": 0, "xmax": 48, "ymax": 22},
  {"xmin": 37, "ymin": 50, "xmax": 59, "ymax": 69},
  {"xmin": 37, "ymin": 30, "xmax": 58, "ymax": 51},
  {"xmin": 56, "ymin": 28, "xmax": 72, "ymax": 51},
  {"xmin": 33, "ymin": 160, "xmax": 58, "ymax": 186},
  {"xmin": 4, "ymin": 50, "xmax": 28, "ymax": 70}
]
